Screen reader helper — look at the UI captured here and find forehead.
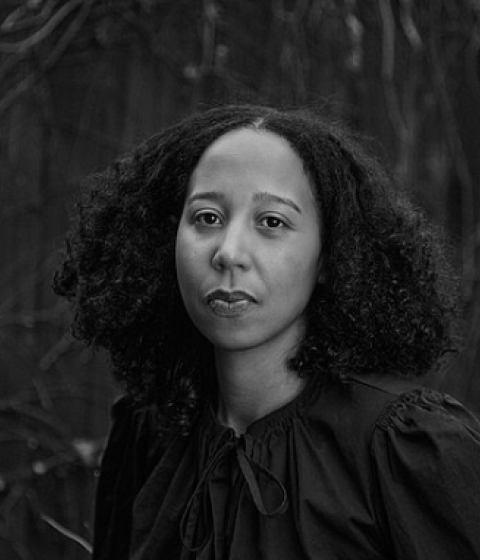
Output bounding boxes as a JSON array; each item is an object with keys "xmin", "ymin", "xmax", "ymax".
[
  {"xmin": 195, "ymin": 128, "xmax": 302, "ymax": 174},
  {"xmin": 189, "ymin": 128, "xmax": 314, "ymax": 202}
]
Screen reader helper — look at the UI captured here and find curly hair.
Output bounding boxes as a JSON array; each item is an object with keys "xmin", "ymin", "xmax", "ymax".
[{"xmin": 54, "ymin": 104, "xmax": 460, "ymax": 436}]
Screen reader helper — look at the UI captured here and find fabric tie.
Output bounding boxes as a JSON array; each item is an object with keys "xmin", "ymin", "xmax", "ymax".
[{"xmin": 179, "ymin": 433, "xmax": 288, "ymax": 553}]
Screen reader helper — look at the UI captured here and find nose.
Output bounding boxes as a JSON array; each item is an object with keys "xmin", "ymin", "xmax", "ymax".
[{"xmin": 211, "ymin": 223, "xmax": 251, "ymax": 272}]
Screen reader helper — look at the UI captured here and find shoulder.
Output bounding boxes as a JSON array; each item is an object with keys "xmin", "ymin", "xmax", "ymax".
[
  {"xmin": 305, "ymin": 373, "xmax": 480, "ymax": 460},
  {"xmin": 108, "ymin": 394, "xmax": 161, "ymax": 443},
  {"xmin": 327, "ymin": 375, "xmax": 480, "ymax": 557},
  {"xmin": 338, "ymin": 372, "xmax": 480, "ymax": 430},
  {"xmin": 93, "ymin": 395, "xmax": 187, "ymax": 558},
  {"xmin": 100, "ymin": 395, "xmax": 172, "ymax": 482},
  {"xmin": 353, "ymin": 373, "xmax": 480, "ymax": 444},
  {"xmin": 361, "ymin": 380, "xmax": 480, "ymax": 558},
  {"xmin": 368, "ymin": 378, "xmax": 480, "ymax": 480},
  {"xmin": 305, "ymin": 374, "xmax": 429, "ymax": 441},
  {"xmin": 345, "ymin": 373, "xmax": 480, "ymax": 445}
]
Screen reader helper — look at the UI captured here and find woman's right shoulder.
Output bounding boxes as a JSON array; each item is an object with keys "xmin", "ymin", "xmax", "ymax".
[
  {"xmin": 93, "ymin": 396, "xmax": 183, "ymax": 559},
  {"xmin": 109, "ymin": 394, "xmax": 159, "ymax": 437},
  {"xmin": 101, "ymin": 395, "xmax": 171, "ymax": 479}
]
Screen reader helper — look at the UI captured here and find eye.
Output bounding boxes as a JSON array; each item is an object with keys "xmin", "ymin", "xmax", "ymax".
[
  {"xmin": 259, "ymin": 215, "xmax": 287, "ymax": 229},
  {"xmin": 194, "ymin": 211, "xmax": 222, "ymax": 226}
]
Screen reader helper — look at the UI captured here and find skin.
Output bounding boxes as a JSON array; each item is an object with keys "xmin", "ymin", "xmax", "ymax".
[{"xmin": 175, "ymin": 128, "xmax": 322, "ymax": 434}]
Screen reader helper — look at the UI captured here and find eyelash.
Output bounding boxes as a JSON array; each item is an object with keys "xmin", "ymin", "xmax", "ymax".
[
  {"xmin": 193, "ymin": 211, "xmax": 287, "ymax": 230},
  {"xmin": 194, "ymin": 211, "xmax": 222, "ymax": 226},
  {"xmin": 258, "ymin": 216, "xmax": 286, "ymax": 229}
]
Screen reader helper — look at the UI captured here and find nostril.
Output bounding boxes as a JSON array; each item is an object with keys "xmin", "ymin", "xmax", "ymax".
[
  {"xmin": 211, "ymin": 246, "xmax": 249, "ymax": 271},
  {"xmin": 212, "ymin": 250, "xmax": 236, "ymax": 270},
  {"xmin": 211, "ymin": 251, "xmax": 225, "ymax": 270},
  {"xmin": 211, "ymin": 228, "xmax": 250, "ymax": 271}
]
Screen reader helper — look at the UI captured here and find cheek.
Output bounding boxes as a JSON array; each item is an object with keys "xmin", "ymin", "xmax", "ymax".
[
  {"xmin": 175, "ymin": 230, "xmax": 194, "ymax": 295},
  {"xmin": 287, "ymin": 238, "xmax": 321, "ymax": 286},
  {"xmin": 175, "ymin": 228, "xmax": 208, "ymax": 307},
  {"xmin": 266, "ymin": 254, "xmax": 317, "ymax": 312},
  {"xmin": 290, "ymin": 258, "xmax": 318, "ymax": 298}
]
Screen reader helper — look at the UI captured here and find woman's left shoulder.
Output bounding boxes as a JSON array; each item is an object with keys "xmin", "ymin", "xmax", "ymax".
[
  {"xmin": 370, "ymin": 381, "xmax": 480, "ymax": 486},
  {"xmin": 374, "ymin": 381, "xmax": 480, "ymax": 438},
  {"xmin": 366, "ymin": 378, "xmax": 480, "ymax": 558},
  {"xmin": 343, "ymin": 373, "xmax": 480, "ymax": 435}
]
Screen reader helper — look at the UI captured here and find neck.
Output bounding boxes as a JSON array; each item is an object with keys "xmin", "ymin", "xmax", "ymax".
[{"xmin": 214, "ymin": 338, "xmax": 306, "ymax": 435}]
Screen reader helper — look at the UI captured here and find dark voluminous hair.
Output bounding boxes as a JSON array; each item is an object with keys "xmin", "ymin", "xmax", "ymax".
[{"xmin": 54, "ymin": 104, "xmax": 459, "ymax": 436}]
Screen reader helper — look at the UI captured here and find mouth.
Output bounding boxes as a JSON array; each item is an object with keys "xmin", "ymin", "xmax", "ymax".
[
  {"xmin": 206, "ymin": 289, "xmax": 256, "ymax": 304},
  {"xmin": 205, "ymin": 289, "xmax": 256, "ymax": 317}
]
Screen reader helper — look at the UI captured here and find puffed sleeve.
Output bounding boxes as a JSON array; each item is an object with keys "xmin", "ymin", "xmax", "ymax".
[
  {"xmin": 372, "ymin": 389, "xmax": 480, "ymax": 560},
  {"xmin": 92, "ymin": 396, "xmax": 163, "ymax": 560}
]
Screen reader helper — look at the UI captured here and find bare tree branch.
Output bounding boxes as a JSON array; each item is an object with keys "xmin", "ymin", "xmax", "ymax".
[
  {"xmin": 0, "ymin": 0, "xmax": 83, "ymax": 54},
  {"xmin": 0, "ymin": 0, "xmax": 61, "ymax": 35},
  {"xmin": 0, "ymin": 484, "xmax": 31, "ymax": 560},
  {"xmin": 399, "ymin": 0, "xmax": 422, "ymax": 51},
  {"xmin": 377, "ymin": 0, "xmax": 408, "ymax": 143},
  {"xmin": 40, "ymin": 513, "xmax": 93, "ymax": 554},
  {"xmin": 428, "ymin": 3, "xmax": 477, "ymax": 302},
  {"xmin": 0, "ymin": 0, "xmax": 95, "ymax": 118}
]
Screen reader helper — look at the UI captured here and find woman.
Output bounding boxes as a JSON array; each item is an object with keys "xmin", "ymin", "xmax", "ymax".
[{"xmin": 54, "ymin": 105, "xmax": 480, "ymax": 559}]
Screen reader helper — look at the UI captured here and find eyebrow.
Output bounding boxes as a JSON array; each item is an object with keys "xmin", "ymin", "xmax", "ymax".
[
  {"xmin": 253, "ymin": 192, "xmax": 302, "ymax": 214},
  {"xmin": 186, "ymin": 191, "xmax": 302, "ymax": 215},
  {"xmin": 186, "ymin": 191, "xmax": 225, "ymax": 205}
]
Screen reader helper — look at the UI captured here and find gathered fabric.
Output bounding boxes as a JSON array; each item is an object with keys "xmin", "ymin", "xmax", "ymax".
[
  {"xmin": 180, "ymin": 430, "xmax": 288, "ymax": 553},
  {"xmin": 93, "ymin": 375, "xmax": 480, "ymax": 560}
]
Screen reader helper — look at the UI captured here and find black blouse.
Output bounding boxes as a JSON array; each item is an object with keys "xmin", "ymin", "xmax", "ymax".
[{"xmin": 93, "ymin": 375, "xmax": 480, "ymax": 560}]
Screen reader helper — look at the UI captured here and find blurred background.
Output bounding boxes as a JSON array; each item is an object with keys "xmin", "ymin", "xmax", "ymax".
[{"xmin": 0, "ymin": 0, "xmax": 479, "ymax": 558}]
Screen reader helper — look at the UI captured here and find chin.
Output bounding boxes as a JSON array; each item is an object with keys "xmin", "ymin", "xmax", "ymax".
[
  {"xmin": 208, "ymin": 336, "xmax": 258, "ymax": 353},
  {"xmin": 202, "ymin": 328, "xmax": 264, "ymax": 353}
]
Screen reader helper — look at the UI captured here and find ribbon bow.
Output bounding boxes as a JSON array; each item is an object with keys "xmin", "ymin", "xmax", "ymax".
[{"xmin": 180, "ymin": 433, "xmax": 288, "ymax": 553}]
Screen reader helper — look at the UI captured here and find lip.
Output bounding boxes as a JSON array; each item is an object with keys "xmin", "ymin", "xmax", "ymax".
[
  {"xmin": 205, "ymin": 289, "xmax": 256, "ymax": 318},
  {"xmin": 206, "ymin": 289, "xmax": 256, "ymax": 304}
]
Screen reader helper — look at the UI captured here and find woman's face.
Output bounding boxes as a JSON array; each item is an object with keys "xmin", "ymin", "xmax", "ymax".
[{"xmin": 175, "ymin": 128, "xmax": 322, "ymax": 354}]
